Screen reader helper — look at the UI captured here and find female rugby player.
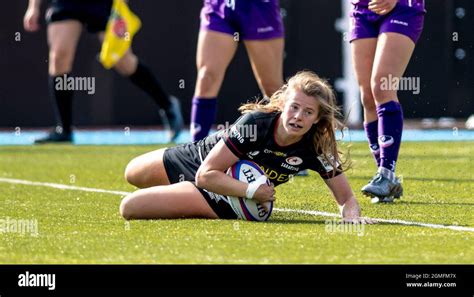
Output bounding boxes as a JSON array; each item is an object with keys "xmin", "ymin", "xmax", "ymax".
[
  {"xmin": 23, "ymin": 0, "xmax": 183, "ymax": 143},
  {"xmin": 120, "ymin": 71, "xmax": 372, "ymax": 224},
  {"xmin": 350, "ymin": 0, "xmax": 425, "ymax": 202},
  {"xmin": 190, "ymin": 0, "xmax": 285, "ymax": 141}
]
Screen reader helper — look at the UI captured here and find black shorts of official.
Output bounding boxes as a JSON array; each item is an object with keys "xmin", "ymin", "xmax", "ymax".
[
  {"xmin": 46, "ymin": 0, "xmax": 113, "ymax": 33},
  {"xmin": 162, "ymin": 144, "xmax": 238, "ymax": 220}
]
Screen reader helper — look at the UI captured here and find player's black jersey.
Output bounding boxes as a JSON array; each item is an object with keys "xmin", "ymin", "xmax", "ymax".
[{"xmin": 193, "ymin": 111, "xmax": 342, "ymax": 186}]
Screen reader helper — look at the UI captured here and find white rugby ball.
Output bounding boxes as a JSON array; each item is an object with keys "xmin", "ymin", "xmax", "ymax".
[{"xmin": 226, "ymin": 160, "xmax": 273, "ymax": 221}]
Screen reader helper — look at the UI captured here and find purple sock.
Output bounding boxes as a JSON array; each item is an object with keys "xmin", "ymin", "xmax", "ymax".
[
  {"xmin": 376, "ymin": 101, "xmax": 403, "ymax": 173},
  {"xmin": 190, "ymin": 97, "xmax": 217, "ymax": 141},
  {"xmin": 363, "ymin": 120, "xmax": 381, "ymax": 167}
]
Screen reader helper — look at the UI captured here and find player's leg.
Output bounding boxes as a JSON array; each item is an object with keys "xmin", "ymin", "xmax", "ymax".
[
  {"xmin": 365, "ymin": 4, "xmax": 424, "ymax": 202},
  {"xmin": 111, "ymin": 48, "xmax": 138, "ymax": 76},
  {"xmin": 349, "ymin": 4, "xmax": 382, "ymax": 167},
  {"xmin": 240, "ymin": 0, "xmax": 285, "ymax": 97},
  {"xmin": 371, "ymin": 31, "xmax": 415, "ymax": 173},
  {"xmin": 361, "ymin": 32, "xmax": 415, "ymax": 201},
  {"xmin": 120, "ymin": 182, "xmax": 219, "ymax": 220},
  {"xmin": 243, "ymin": 38, "xmax": 284, "ymax": 97},
  {"xmin": 48, "ymin": 21, "xmax": 82, "ymax": 75},
  {"xmin": 368, "ymin": 5, "xmax": 424, "ymax": 200},
  {"xmin": 35, "ymin": 19, "xmax": 83, "ymax": 143},
  {"xmin": 97, "ymin": 33, "xmax": 184, "ymax": 142},
  {"xmin": 351, "ymin": 38, "xmax": 379, "ymax": 166},
  {"xmin": 191, "ymin": 30, "xmax": 238, "ymax": 141},
  {"xmin": 124, "ymin": 148, "xmax": 170, "ymax": 188}
]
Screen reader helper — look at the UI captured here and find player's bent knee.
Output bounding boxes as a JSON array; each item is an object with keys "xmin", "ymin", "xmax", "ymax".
[
  {"xmin": 371, "ymin": 76, "xmax": 396, "ymax": 103},
  {"xmin": 119, "ymin": 195, "xmax": 135, "ymax": 220},
  {"xmin": 360, "ymin": 93, "xmax": 376, "ymax": 112},
  {"xmin": 50, "ymin": 49, "xmax": 73, "ymax": 65},
  {"xmin": 197, "ymin": 67, "xmax": 221, "ymax": 90},
  {"xmin": 124, "ymin": 161, "xmax": 143, "ymax": 188},
  {"xmin": 114, "ymin": 53, "xmax": 137, "ymax": 76},
  {"xmin": 49, "ymin": 49, "xmax": 74, "ymax": 74},
  {"xmin": 124, "ymin": 162, "xmax": 158, "ymax": 189}
]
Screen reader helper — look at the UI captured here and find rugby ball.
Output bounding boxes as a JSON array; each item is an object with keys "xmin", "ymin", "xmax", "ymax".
[{"xmin": 226, "ymin": 160, "xmax": 273, "ymax": 221}]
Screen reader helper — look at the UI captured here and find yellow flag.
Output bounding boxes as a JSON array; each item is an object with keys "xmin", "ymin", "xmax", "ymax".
[{"xmin": 100, "ymin": 0, "xmax": 141, "ymax": 69}]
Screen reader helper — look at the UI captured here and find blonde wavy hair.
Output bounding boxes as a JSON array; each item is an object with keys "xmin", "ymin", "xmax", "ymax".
[{"xmin": 239, "ymin": 70, "xmax": 350, "ymax": 175}]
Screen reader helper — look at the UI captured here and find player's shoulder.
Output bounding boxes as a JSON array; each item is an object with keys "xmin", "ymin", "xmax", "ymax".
[{"xmin": 240, "ymin": 111, "xmax": 279, "ymax": 133}]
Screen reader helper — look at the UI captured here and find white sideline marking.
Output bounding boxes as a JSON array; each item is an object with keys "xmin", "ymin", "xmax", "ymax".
[
  {"xmin": 1, "ymin": 177, "xmax": 473, "ymax": 233},
  {"xmin": 275, "ymin": 208, "xmax": 474, "ymax": 233},
  {"xmin": 0, "ymin": 177, "xmax": 130, "ymax": 196}
]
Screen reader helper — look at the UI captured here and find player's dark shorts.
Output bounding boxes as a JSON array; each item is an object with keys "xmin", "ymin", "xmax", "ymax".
[
  {"xmin": 350, "ymin": 2, "xmax": 425, "ymax": 43},
  {"xmin": 200, "ymin": 0, "xmax": 284, "ymax": 40},
  {"xmin": 162, "ymin": 143, "xmax": 238, "ymax": 220},
  {"xmin": 46, "ymin": 0, "xmax": 113, "ymax": 33}
]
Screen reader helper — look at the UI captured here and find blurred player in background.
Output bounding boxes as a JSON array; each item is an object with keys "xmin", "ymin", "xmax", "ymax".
[
  {"xmin": 23, "ymin": 0, "xmax": 183, "ymax": 143},
  {"xmin": 350, "ymin": 0, "xmax": 425, "ymax": 202},
  {"xmin": 190, "ymin": 0, "xmax": 285, "ymax": 141},
  {"xmin": 120, "ymin": 71, "xmax": 372, "ymax": 224}
]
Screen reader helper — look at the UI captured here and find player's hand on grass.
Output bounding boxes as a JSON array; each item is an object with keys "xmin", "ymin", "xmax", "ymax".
[
  {"xmin": 368, "ymin": 0, "xmax": 398, "ymax": 15},
  {"xmin": 24, "ymin": 8, "xmax": 41, "ymax": 32},
  {"xmin": 341, "ymin": 197, "xmax": 376, "ymax": 224}
]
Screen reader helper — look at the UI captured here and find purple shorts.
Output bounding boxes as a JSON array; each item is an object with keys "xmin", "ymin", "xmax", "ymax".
[
  {"xmin": 200, "ymin": 0, "xmax": 284, "ymax": 40},
  {"xmin": 350, "ymin": 2, "xmax": 425, "ymax": 43}
]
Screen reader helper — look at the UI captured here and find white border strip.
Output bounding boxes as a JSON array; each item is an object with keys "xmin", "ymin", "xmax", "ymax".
[{"xmin": 1, "ymin": 177, "xmax": 473, "ymax": 233}]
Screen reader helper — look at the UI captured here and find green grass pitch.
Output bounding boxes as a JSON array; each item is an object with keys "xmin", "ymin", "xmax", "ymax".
[{"xmin": 0, "ymin": 142, "xmax": 473, "ymax": 264}]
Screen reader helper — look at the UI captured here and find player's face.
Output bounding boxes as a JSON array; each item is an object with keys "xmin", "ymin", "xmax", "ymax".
[{"xmin": 281, "ymin": 88, "xmax": 320, "ymax": 137}]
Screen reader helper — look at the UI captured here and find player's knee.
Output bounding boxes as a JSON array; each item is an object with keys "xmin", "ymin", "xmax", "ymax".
[
  {"xmin": 360, "ymin": 87, "xmax": 376, "ymax": 112},
  {"xmin": 125, "ymin": 161, "xmax": 155, "ymax": 189},
  {"xmin": 114, "ymin": 52, "xmax": 137, "ymax": 76},
  {"xmin": 119, "ymin": 195, "xmax": 136, "ymax": 220},
  {"xmin": 49, "ymin": 48, "xmax": 73, "ymax": 74},
  {"xmin": 196, "ymin": 66, "xmax": 221, "ymax": 92},
  {"xmin": 124, "ymin": 161, "xmax": 143, "ymax": 188},
  {"xmin": 371, "ymin": 75, "xmax": 396, "ymax": 103}
]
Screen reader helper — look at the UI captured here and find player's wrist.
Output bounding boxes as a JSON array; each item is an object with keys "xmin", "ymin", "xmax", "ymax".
[
  {"xmin": 341, "ymin": 197, "xmax": 361, "ymax": 218},
  {"xmin": 245, "ymin": 175, "xmax": 268, "ymax": 199},
  {"xmin": 245, "ymin": 182, "xmax": 259, "ymax": 199}
]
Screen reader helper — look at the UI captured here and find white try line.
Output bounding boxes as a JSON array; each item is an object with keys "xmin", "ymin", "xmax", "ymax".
[{"xmin": 1, "ymin": 177, "xmax": 473, "ymax": 233}]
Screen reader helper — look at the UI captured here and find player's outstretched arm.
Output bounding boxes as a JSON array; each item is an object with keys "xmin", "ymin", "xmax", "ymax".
[
  {"xmin": 24, "ymin": 0, "xmax": 42, "ymax": 32},
  {"xmin": 196, "ymin": 140, "xmax": 275, "ymax": 205},
  {"xmin": 324, "ymin": 174, "xmax": 375, "ymax": 224}
]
